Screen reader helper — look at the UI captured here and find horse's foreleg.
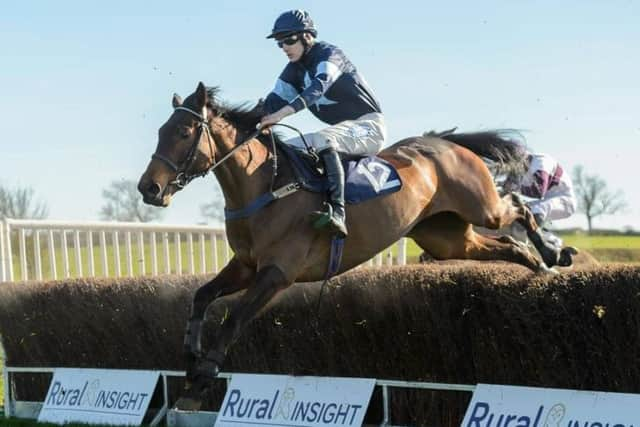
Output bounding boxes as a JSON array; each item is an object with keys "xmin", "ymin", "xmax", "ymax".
[
  {"xmin": 176, "ymin": 258, "xmax": 256, "ymax": 410},
  {"xmin": 184, "ymin": 257, "xmax": 255, "ymax": 379},
  {"xmin": 198, "ymin": 265, "xmax": 290, "ymax": 375}
]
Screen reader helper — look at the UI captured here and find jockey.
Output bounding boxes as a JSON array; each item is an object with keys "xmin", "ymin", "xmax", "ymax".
[
  {"xmin": 259, "ymin": 9, "xmax": 386, "ymax": 238},
  {"xmin": 506, "ymin": 152, "xmax": 577, "ymax": 250}
]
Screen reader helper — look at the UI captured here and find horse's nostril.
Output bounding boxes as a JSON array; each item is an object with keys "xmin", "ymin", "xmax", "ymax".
[{"xmin": 146, "ymin": 183, "xmax": 162, "ymax": 198}]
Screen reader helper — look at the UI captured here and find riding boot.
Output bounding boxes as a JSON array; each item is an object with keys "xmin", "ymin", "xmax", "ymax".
[{"xmin": 310, "ymin": 148, "xmax": 348, "ymax": 238}]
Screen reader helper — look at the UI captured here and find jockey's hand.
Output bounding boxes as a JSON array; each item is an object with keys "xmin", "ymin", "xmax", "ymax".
[{"xmin": 259, "ymin": 105, "xmax": 295, "ymax": 133}]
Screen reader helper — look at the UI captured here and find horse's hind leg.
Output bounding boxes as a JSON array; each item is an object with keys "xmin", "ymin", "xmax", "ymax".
[
  {"xmin": 409, "ymin": 212, "xmax": 544, "ymax": 271},
  {"xmin": 450, "ymin": 186, "xmax": 563, "ymax": 268},
  {"xmin": 491, "ymin": 193, "xmax": 564, "ymax": 267}
]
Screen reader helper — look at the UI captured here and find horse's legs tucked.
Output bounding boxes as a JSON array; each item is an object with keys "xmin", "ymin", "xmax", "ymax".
[
  {"xmin": 184, "ymin": 257, "xmax": 255, "ymax": 380},
  {"xmin": 502, "ymin": 194, "xmax": 563, "ymax": 267},
  {"xmin": 454, "ymin": 191, "xmax": 562, "ymax": 268},
  {"xmin": 409, "ymin": 213, "xmax": 543, "ymax": 271},
  {"xmin": 177, "ymin": 262, "xmax": 288, "ymax": 411},
  {"xmin": 203, "ymin": 265, "xmax": 290, "ymax": 368}
]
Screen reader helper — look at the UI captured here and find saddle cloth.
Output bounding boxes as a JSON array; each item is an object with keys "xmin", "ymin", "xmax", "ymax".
[{"xmin": 278, "ymin": 143, "xmax": 402, "ymax": 204}]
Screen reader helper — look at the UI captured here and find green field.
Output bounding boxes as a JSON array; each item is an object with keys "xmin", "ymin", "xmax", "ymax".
[
  {"xmin": 400, "ymin": 233, "xmax": 640, "ymax": 264},
  {"xmin": 8, "ymin": 235, "xmax": 232, "ymax": 282},
  {"xmin": 559, "ymin": 234, "xmax": 640, "ymax": 250}
]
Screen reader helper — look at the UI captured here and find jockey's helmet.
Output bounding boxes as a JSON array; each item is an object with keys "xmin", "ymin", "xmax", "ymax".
[{"xmin": 266, "ymin": 10, "xmax": 317, "ymax": 39}]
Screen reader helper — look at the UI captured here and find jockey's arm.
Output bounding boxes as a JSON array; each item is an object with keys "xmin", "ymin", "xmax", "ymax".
[
  {"xmin": 259, "ymin": 105, "xmax": 295, "ymax": 128},
  {"xmin": 261, "ymin": 63, "xmax": 303, "ymax": 129},
  {"xmin": 290, "ymin": 56, "xmax": 342, "ymax": 113}
]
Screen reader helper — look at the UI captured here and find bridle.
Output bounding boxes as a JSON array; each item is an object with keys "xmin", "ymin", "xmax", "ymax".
[
  {"xmin": 151, "ymin": 105, "xmax": 315, "ymax": 189},
  {"xmin": 151, "ymin": 105, "xmax": 216, "ymax": 188}
]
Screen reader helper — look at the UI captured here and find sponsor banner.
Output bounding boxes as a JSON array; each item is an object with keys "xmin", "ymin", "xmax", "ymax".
[
  {"xmin": 38, "ymin": 368, "xmax": 159, "ymax": 426},
  {"xmin": 462, "ymin": 383, "xmax": 640, "ymax": 427},
  {"xmin": 215, "ymin": 374, "xmax": 375, "ymax": 427}
]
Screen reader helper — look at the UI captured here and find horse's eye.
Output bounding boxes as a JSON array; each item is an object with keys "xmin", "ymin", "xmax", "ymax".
[{"xmin": 177, "ymin": 126, "xmax": 191, "ymax": 138}]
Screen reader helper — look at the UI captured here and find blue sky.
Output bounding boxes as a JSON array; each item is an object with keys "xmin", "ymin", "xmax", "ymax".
[{"xmin": 1, "ymin": 1, "xmax": 638, "ymax": 229}]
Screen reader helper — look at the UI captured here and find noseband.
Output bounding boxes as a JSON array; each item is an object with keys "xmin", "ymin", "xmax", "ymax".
[{"xmin": 151, "ymin": 106, "xmax": 215, "ymax": 188}]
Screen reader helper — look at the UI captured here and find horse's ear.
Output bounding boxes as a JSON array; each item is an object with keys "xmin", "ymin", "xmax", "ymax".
[
  {"xmin": 195, "ymin": 82, "xmax": 207, "ymax": 108},
  {"xmin": 172, "ymin": 93, "xmax": 183, "ymax": 108}
]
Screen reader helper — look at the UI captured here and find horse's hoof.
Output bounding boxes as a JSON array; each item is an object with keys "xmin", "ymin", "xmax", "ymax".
[
  {"xmin": 418, "ymin": 251, "xmax": 434, "ymax": 263},
  {"xmin": 175, "ymin": 375, "xmax": 209, "ymax": 411},
  {"xmin": 558, "ymin": 246, "xmax": 578, "ymax": 267},
  {"xmin": 196, "ymin": 358, "xmax": 221, "ymax": 380},
  {"xmin": 175, "ymin": 396, "xmax": 203, "ymax": 411}
]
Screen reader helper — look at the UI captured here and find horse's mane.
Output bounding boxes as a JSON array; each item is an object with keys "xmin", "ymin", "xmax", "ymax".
[{"xmin": 183, "ymin": 86, "xmax": 283, "ymax": 145}]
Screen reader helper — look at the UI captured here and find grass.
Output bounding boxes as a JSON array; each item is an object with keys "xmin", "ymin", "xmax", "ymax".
[
  {"xmin": 559, "ymin": 234, "xmax": 640, "ymax": 250},
  {"xmin": 399, "ymin": 232, "xmax": 640, "ymax": 263}
]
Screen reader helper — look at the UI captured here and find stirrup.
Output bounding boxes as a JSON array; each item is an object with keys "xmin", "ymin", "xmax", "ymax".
[{"xmin": 311, "ymin": 203, "xmax": 333, "ymax": 228}]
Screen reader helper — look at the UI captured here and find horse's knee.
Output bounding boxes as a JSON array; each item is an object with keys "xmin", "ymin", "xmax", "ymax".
[{"xmin": 481, "ymin": 209, "xmax": 506, "ymax": 230}]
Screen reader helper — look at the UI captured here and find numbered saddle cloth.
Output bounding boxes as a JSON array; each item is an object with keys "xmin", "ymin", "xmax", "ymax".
[
  {"xmin": 277, "ymin": 143, "xmax": 402, "ymax": 204},
  {"xmin": 344, "ymin": 156, "xmax": 402, "ymax": 204}
]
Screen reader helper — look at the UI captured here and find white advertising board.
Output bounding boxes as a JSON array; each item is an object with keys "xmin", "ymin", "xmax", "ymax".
[
  {"xmin": 214, "ymin": 374, "xmax": 375, "ymax": 427},
  {"xmin": 38, "ymin": 368, "xmax": 159, "ymax": 426},
  {"xmin": 462, "ymin": 383, "xmax": 640, "ymax": 427}
]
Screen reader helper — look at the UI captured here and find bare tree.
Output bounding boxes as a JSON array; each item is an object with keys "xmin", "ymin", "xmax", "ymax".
[
  {"xmin": 572, "ymin": 165, "xmax": 626, "ymax": 232},
  {"xmin": 0, "ymin": 183, "xmax": 49, "ymax": 219},
  {"xmin": 100, "ymin": 179, "xmax": 163, "ymax": 222},
  {"xmin": 200, "ymin": 184, "xmax": 225, "ymax": 225}
]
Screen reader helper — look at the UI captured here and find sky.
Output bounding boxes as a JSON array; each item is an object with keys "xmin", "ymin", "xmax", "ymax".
[{"xmin": 1, "ymin": 0, "xmax": 638, "ymax": 230}]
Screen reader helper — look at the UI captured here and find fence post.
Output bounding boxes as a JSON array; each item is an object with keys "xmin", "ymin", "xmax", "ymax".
[
  {"xmin": 6, "ymin": 219, "xmax": 14, "ymax": 282},
  {"xmin": 48, "ymin": 229, "xmax": 57, "ymax": 280},
  {"xmin": 0, "ymin": 218, "xmax": 6, "ymax": 282},
  {"xmin": 34, "ymin": 230, "xmax": 43, "ymax": 280},
  {"xmin": 19, "ymin": 228, "xmax": 27, "ymax": 281},
  {"xmin": 397, "ymin": 238, "xmax": 407, "ymax": 266}
]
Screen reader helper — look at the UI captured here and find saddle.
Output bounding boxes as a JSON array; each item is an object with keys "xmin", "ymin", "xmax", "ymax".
[
  {"xmin": 224, "ymin": 139, "xmax": 402, "ymax": 221},
  {"xmin": 276, "ymin": 141, "xmax": 402, "ymax": 204}
]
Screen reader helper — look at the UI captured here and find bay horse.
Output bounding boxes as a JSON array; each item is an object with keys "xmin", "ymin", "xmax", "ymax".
[{"xmin": 138, "ymin": 82, "xmax": 560, "ymax": 409}]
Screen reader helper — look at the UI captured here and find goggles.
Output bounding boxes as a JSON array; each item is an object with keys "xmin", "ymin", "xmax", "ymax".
[{"xmin": 277, "ymin": 35, "xmax": 300, "ymax": 48}]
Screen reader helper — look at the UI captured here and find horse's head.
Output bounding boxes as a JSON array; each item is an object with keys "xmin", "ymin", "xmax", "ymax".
[{"xmin": 138, "ymin": 82, "xmax": 218, "ymax": 207}]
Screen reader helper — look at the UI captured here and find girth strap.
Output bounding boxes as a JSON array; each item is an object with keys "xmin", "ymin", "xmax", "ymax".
[{"xmin": 224, "ymin": 182, "xmax": 301, "ymax": 220}]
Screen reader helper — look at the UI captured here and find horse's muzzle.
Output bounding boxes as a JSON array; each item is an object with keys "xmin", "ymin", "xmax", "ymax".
[{"xmin": 138, "ymin": 180, "xmax": 168, "ymax": 206}]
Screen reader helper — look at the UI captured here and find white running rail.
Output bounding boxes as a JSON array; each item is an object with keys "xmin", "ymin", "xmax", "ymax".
[{"xmin": 0, "ymin": 218, "xmax": 407, "ymax": 283}]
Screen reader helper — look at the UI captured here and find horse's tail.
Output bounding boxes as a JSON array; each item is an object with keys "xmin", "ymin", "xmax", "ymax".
[{"xmin": 434, "ymin": 129, "xmax": 529, "ymax": 178}]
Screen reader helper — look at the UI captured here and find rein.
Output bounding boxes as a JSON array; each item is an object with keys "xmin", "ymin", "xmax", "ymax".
[{"xmin": 152, "ymin": 106, "xmax": 316, "ymax": 189}]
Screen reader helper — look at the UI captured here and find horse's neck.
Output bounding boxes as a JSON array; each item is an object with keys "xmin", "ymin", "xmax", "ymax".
[{"xmin": 213, "ymin": 134, "xmax": 273, "ymax": 210}]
